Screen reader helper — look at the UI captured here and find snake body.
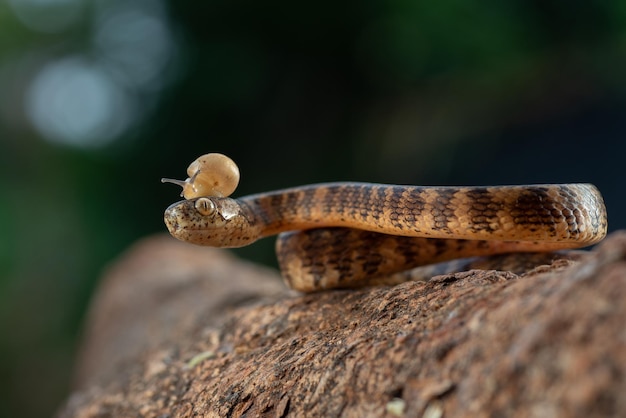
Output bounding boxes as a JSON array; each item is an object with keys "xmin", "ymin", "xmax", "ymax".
[{"xmin": 164, "ymin": 183, "xmax": 607, "ymax": 292}]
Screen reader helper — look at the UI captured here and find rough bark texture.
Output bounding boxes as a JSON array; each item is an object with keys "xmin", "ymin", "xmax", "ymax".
[{"xmin": 59, "ymin": 232, "xmax": 626, "ymax": 418}]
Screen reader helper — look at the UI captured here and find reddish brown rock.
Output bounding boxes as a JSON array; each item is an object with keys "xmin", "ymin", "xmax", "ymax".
[
  {"xmin": 71, "ymin": 235, "xmax": 287, "ymax": 390},
  {"xmin": 61, "ymin": 232, "xmax": 626, "ymax": 418}
]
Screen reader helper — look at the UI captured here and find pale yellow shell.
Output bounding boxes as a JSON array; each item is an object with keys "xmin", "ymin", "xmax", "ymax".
[{"xmin": 162, "ymin": 153, "xmax": 240, "ymax": 199}]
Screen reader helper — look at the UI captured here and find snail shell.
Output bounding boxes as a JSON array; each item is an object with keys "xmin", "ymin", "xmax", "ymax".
[{"xmin": 162, "ymin": 153, "xmax": 240, "ymax": 199}]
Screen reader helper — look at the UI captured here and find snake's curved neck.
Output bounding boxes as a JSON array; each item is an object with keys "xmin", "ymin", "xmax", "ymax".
[
  {"xmin": 240, "ymin": 182, "xmax": 423, "ymax": 238},
  {"xmin": 239, "ymin": 182, "xmax": 607, "ymax": 244}
]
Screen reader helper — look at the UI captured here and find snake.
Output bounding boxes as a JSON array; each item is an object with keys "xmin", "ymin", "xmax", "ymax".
[{"xmin": 163, "ymin": 182, "xmax": 607, "ymax": 292}]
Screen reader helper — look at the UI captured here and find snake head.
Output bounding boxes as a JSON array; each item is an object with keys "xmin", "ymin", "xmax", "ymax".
[{"xmin": 164, "ymin": 197, "xmax": 259, "ymax": 247}]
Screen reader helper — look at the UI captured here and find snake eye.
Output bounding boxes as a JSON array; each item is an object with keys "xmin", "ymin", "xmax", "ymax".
[{"xmin": 195, "ymin": 198, "xmax": 217, "ymax": 216}]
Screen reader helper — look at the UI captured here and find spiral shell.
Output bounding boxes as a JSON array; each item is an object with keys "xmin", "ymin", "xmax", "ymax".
[{"xmin": 162, "ymin": 153, "xmax": 240, "ymax": 199}]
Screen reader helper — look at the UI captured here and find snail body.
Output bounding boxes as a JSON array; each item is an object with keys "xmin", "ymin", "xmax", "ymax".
[{"xmin": 161, "ymin": 153, "xmax": 240, "ymax": 199}]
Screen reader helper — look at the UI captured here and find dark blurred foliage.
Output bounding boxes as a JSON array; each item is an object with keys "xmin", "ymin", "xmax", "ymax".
[{"xmin": 0, "ymin": 0, "xmax": 625, "ymax": 416}]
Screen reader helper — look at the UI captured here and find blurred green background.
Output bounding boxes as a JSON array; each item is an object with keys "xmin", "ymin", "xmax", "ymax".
[{"xmin": 1, "ymin": 0, "xmax": 624, "ymax": 416}]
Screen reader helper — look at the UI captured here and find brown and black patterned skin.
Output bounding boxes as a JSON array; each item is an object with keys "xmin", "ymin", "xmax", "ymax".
[{"xmin": 164, "ymin": 183, "xmax": 607, "ymax": 292}]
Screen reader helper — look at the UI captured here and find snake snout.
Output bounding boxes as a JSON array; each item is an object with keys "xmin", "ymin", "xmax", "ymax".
[
  {"xmin": 163, "ymin": 209, "xmax": 180, "ymax": 234},
  {"xmin": 164, "ymin": 201, "xmax": 190, "ymax": 241}
]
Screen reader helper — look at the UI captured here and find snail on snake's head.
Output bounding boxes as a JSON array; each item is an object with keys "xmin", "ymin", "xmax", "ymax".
[
  {"xmin": 161, "ymin": 152, "xmax": 240, "ymax": 199},
  {"xmin": 162, "ymin": 153, "xmax": 261, "ymax": 248}
]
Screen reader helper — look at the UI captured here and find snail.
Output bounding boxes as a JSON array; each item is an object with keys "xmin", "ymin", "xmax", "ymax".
[{"xmin": 162, "ymin": 153, "xmax": 240, "ymax": 199}]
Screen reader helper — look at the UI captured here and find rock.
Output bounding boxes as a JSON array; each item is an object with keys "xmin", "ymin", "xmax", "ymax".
[
  {"xmin": 60, "ymin": 232, "xmax": 626, "ymax": 417},
  {"xmin": 71, "ymin": 235, "xmax": 287, "ymax": 390}
]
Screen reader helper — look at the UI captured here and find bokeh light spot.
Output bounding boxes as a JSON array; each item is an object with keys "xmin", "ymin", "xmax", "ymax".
[
  {"xmin": 26, "ymin": 58, "xmax": 133, "ymax": 148},
  {"xmin": 95, "ymin": 7, "xmax": 175, "ymax": 89}
]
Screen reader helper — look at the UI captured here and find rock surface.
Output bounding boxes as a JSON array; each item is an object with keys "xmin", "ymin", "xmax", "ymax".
[{"xmin": 60, "ymin": 232, "xmax": 626, "ymax": 417}]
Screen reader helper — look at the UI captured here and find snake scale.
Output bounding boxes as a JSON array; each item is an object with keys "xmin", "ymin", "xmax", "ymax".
[{"xmin": 164, "ymin": 182, "xmax": 607, "ymax": 292}]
